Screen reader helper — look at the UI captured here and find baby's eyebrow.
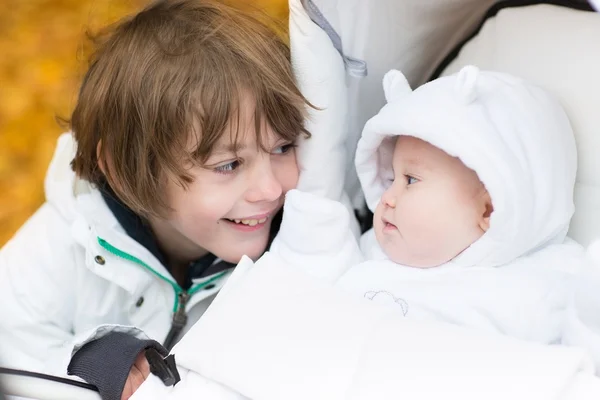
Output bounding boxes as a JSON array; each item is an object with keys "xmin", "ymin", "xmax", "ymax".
[
  {"xmin": 398, "ymin": 157, "xmax": 434, "ymax": 173},
  {"xmin": 402, "ymin": 157, "xmax": 425, "ymax": 167}
]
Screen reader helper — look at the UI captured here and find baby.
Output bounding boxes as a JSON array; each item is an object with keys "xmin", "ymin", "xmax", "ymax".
[{"xmin": 271, "ymin": 65, "xmax": 600, "ymax": 360}]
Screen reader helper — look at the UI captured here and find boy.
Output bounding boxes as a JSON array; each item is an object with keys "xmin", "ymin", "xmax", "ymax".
[{"xmin": 0, "ymin": 0, "xmax": 313, "ymax": 398}]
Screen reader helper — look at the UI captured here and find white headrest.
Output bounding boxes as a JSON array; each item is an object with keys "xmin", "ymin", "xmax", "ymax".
[
  {"xmin": 289, "ymin": 0, "xmax": 360, "ymax": 236},
  {"xmin": 307, "ymin": 0, "xmax": 498, "ymax": 206},
  {"xmin": 438, "ymin": 3, "xmax": 600, "ymax": 246}
]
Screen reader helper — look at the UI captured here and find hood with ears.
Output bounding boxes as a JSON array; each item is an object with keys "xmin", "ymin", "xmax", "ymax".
[{"xmin": 355, "ymin": 66, "xmax": 577, "ymax": 267}]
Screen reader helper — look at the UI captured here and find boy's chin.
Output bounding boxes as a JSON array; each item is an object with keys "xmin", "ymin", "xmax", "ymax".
[{"xmin": 220, "ymin": 240, "xmax": 270, "ymax": 264}]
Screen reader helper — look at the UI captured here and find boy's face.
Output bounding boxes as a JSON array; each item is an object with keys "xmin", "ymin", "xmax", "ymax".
[
  {"xmin": 148, "ymin": 111, "xmax": 299, "ymax": 266},
  {"xmin": 374, "ymin": 136, "xmax": 491, "ymax": 268}
]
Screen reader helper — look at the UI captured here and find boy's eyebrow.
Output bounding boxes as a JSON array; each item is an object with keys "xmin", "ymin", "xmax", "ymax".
[{"xmin": 212, "ymin": 143, "xmax": 246, "ymax": 155}]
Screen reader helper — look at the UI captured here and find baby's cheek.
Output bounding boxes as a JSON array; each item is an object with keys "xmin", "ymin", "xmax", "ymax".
[{"xmin": 403, "ymin": 209, "xmax": 447, "ymax": 251}]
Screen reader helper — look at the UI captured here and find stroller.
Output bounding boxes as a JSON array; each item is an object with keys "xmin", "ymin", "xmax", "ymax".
[{"xmin": 2, "ymin": 0, "xmax": 600, "ymax": 398}]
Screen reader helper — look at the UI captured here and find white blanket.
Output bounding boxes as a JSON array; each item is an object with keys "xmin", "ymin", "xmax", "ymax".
[{"xmin": 132, "ymin": 253, "xmax": 600, "ymax": 400}]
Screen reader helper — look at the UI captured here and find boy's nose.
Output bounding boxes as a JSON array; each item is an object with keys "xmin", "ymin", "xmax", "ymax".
[{"xmin": 245, "ymin": 163, "xmax": 283, "ymax": 203}]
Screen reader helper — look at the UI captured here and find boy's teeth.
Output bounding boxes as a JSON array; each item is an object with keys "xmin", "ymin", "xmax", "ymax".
[{"xmin": 233, "ymin": 217, "xmax": 269, "ymax": 226}]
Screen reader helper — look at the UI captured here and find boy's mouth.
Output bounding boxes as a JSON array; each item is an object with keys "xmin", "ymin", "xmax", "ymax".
[
  {"xmin": 222, "ymin": 210, "xmax": 276, "ymax": 231},
  {"xmin": 225, "ymin": 216, "xmax": 269, "ymax": 227}
]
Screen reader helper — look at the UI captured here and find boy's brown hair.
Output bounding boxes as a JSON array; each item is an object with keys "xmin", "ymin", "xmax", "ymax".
[{"xmin": 70, "ymin": 0, "xmax": 311, "ymax": 217}]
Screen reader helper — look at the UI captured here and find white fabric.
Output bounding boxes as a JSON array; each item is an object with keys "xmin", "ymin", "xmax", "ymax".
[
  {"xmin": 131, "ymin": 372, "xmax": 244, "ymax": 400},
  {"xmin": 356, "ymin": 66, "xmax": 577, "ymax": 268},
  {"xmin": 0, "ymin": 133, "xmax": 230, "ymax": 376},
  {"xmin": 291, "ymin": 0, "xmax": 359, "ymax": 237},
  {"xmin": 437, "ymin": 4, "xmax": 600, "ymax": 246},
  {"xmin": 132, "ymin": 253, "xmax": 600, "ymax": 400},
  {"xmin": 563, "ymin": 241, "xmax": 600, "ymax": 372},
  {"xmin": 1, "ymin": 372, "xmax": 102, "ymax": 400},
  {"xmin": 270, "ymin": 190, "xmax": 363, "ymax": 284},
  {"xmin": 310, "ymin": 0, "xmax": 496, "ymax": 206}
]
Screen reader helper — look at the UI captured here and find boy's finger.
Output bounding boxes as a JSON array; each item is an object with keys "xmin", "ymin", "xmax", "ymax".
[
  {"xmin": 125, "ymin": 368, "xmax": 146, "ymax": 399},
  {"xmin": 121, "ymin": 375, "xmax": 136, "ymax": 400},
  {"xmin": 137, "ymin": 352, "xmax": 151, "ymax": 378}
]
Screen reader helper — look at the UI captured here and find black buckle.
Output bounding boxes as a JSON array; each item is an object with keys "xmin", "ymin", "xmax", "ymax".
[{"xmin": 145, "ymin": 348, "xmax": 181, "ymax": 387}]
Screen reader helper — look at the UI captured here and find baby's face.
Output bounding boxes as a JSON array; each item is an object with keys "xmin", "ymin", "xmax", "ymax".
[{"xmin": 374, "ymin": 136, "xmax": 491, "ymax": 268}]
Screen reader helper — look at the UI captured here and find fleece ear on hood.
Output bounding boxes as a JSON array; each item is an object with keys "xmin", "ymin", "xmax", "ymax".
[{"xmin": 355, "ymin": 66, "xmax": 577, "ymax": 268}]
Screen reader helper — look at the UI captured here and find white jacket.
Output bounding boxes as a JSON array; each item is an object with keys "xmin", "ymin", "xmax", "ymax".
[{"xmin": 0, "ymin": 132, "xmax": 232, "ymax": 375}]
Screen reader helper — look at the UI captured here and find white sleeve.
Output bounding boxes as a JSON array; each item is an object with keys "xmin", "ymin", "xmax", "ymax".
[
  {"xmin": 0, "ymin": 203, "xmax": 150, "ymax": 377},
  {"xmin": 0, "ymin": 204, "xmax": 84, "ymax": 375},
  {"xmin": 562, "ymin": 241, "xmax": 600, "ymax": 372},
  {"xmin": 270, "ymin": 190, "xmax": 363, "ymax": 283}
]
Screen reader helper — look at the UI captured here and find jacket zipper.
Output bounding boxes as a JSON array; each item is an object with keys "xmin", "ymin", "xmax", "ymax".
[
  {"xmin": 163, "ymin": 291, "xmax": 190, "ymax": 350},
  {"xmin": 97, "ymin": 237, "xmax": 230, "ymax": 349}
]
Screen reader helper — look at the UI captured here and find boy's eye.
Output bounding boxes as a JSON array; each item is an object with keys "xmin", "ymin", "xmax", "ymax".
[
  {"xmin": 214, "ymin": 160, "xmax": 241, "ymax": 174},
  {"xmin": 405, "ymin": 175, "xmax": 418, "ymax": 185},
  {"xmin": 272, "ymin": 143, "xmax": 296, "ymax": 155}
]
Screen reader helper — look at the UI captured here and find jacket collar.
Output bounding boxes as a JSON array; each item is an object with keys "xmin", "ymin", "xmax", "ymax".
[{"xmin": 98, "ymin": 181, "xmax": 235, "ymax": 290}]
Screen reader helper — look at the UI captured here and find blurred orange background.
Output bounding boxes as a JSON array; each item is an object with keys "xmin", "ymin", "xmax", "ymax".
[{"xmin": 0, "ymin": 0, "xmax": 288, "ymax": 246}]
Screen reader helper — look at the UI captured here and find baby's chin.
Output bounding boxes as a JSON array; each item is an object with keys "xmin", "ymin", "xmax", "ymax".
[
  {"xmin": 384, "ymin": 248, "xmax": 450, "ymax": 269},
  {"xmin": 374, "ymin": 222, "xmax": 454, "ymax": 268}
]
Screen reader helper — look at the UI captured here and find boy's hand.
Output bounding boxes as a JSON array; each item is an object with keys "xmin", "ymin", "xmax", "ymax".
[{"xmin": 121, "ymin": 351, "xmax": 150, "ymax": 400}]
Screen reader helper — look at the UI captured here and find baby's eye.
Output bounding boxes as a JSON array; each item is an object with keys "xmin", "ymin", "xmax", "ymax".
[
  {"xmin": 405, "ymin": 175, "xmax": 419, "ymax": 185},
  {"xmin": 214, "ymin": 160, "xmax": 241, "ymax": 174},
  {"xmin": 272, "ymin": 143, "xmax": 296, "ymax": 155}
]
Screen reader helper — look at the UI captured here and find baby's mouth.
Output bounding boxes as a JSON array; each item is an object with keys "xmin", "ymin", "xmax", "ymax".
[{"xmin": 382, "ymin": 217, "xmax": 398, "ymax": 231}]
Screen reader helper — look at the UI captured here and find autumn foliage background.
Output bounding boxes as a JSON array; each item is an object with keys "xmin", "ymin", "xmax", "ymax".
[{"xmin": 0, "ymin": 0, "xmax": 288, "ymax": 246}]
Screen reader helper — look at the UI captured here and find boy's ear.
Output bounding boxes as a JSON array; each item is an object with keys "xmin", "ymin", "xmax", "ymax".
[{"xmin": 479, "ymin": 190, "xmax": 493, "ymax": 232}]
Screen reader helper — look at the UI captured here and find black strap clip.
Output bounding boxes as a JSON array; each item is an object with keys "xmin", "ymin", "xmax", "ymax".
[{"xmin": 145, "ymin": 348, "xmax": 181, "ymax": 387}]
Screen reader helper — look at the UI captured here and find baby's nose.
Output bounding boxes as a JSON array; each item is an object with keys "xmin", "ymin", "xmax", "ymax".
[{"xmin": 381, "ymin": 189, "xmax": 397, "ymax": 208}]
